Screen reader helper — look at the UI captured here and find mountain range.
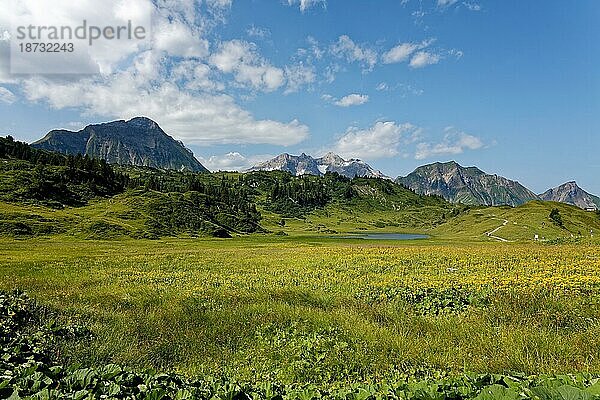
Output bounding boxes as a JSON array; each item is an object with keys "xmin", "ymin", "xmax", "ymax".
[
  {"xmin": 250, "ymin": 155, "xmax": 599, "ymax": 210},
  {"xmin": 397, "ymin": 162, "xmax": 599, "ymax": 209},
  {"xmin": 246, "ymin": 152, "xmax": 389, "ymax": 179},
  {"xmin": 32, "ymin": 117, "xmax": 208, "ymax": 172},
  {"xmin": 396, "ymin": 161, "xmax": 539, "ymax": 207},
  {"xmin": 28, "ymin": 117, "xmax": 598, "ymax": 210}
]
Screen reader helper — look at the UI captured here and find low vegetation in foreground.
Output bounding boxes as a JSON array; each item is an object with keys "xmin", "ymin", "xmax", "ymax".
[
  {"xmin": 2, "ymin": 238, "xmax": 600, "ymax": 398},
  {"xmin": 5, "ymin": 292, "xmax": 600, "ymax": 400}
]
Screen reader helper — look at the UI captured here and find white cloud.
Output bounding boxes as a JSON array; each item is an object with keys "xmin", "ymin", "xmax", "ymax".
[
  {"xmin": 246, "ymin": 25, "xmax": 270, "ymax": 39},
  {"xmin": 132, "ymin": 50, "xmax": 162, "ymax": 81},
  {"xmin": 306, "ymin": 36, "xmax": 324, "ymax": 60},
  {"xmin": 376, "ymin": 82, "xmax": 424, "ymax": 96},
  {"xmin": 209, "ymin": 40, "xmax": 252, "ymax": 73},
  {"xmin": 21, "ymin": 52, "xmax": 309, "ymax": 146},
  {"xmin": 153, "ymin": 19, "xmax": 209, "ymax": 58},
  {"xmin": 448, "ymin": 49, "xmax": 464, "ymax": 59},
  {"xmin": 463, "ymin": 2, "xmax": 481, "ymax": 11},
  {"xmin": 333, "ymin": 93, "xmax": 369, "ymax": 107},
  {"xmin": 415, "ymin": 127, "xmax": 484, "ymax": 159},
  {"xmin": 324, "ymin": 64, "xmax": 341, "ymax": 83},
  {"xmin": 59, "ymin": 121, "xmax": 86, "ymax": 130},
  {"xmin": 0, "ymin": 87, "xmax": 16, "ymax": 104},
  {"xmin": 199, "ymin": 152, "xmax": 273, "ymax": 171},
  {"xmin": 437, "ymin": 0, "xmax": 458, "ymax": 6},
  {"xmin": 382, "ymin": 43, "xmax": 419, "ymax": 64},
  {"xmin": 170, "ymin": 60, "xmax": 224, "ymax": 91},
  {"xmin": 382, "ymin": 39, "xmax": 434, "ymax": 64},
  {"xmin": 286, "ymin": 0, "xmax": 327, "ymax": 12},
  {"xmin": 333, "ymin": 121, "xmax": 420, "ymax": 160},
  {"xmin": 209, "ymin": 40, "xmax": 285, "ymax": 91},
  {"xmin": 382, "ymin": 39, "xmax": 450, "ymax": 69},
  {"xmin": 330, "ymin": 35, "xmax": 377, "ymax": 71},
  {"xmin": 409, "ymin": 51, "xmax": 441, "ymax": 68},
  {"xmin": 236, "ymin": 64, "xmax": 285, "ymax": 91},
  {"xmin": 154, "ymin": 0, "xmax": 199, "ymax": 27},
  {"xmin": 376, "ymin": 82, "xmax": 389, "ymax": 91},
  {"xmin": 437, "ymin": 0, "xmax": 481, "ymax": 11},
  {"xmin": 295, "ymin": 36, "xmax": 324, "ymax": 65},
  {"xmin": 399, "ymin": 83, "xmax": 424, "ymax": 97},
  {"xmin": 205, "ymin": 0, "xmax": 232, "ymax": 8},
  {"xmin": 200, "ymin": 0, "xmax": 233, "ymax": 25},
  {"xmin": 284, "ymin": 64, "xmax": 316, "ymax": 94},
  {"xmin": 1, "ymin": 0, "xmax": 154, "ymax": 75}
]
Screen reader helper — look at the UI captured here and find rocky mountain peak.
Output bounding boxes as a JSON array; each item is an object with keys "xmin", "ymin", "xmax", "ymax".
[
  {"xmin": 127, "ymin": 116, "xmax": 159, "ymax": 129},
  {"xmin": 540, "ymin": 182, "xmax": 600, "ymax": 210},
  {"xmin": 319, "ymin": 152, "xmax": 346, "ymax": 165},
  {"xmin": 248, "ymin": 152, "xmax": 389, "ymax": 179},
  {"xmin": 31, "ymin": 117, "xmax": 208, "ymax": 172},
  {"xmin": 397, "ymin": 161, "xmax": 539, "ymax": 206}
]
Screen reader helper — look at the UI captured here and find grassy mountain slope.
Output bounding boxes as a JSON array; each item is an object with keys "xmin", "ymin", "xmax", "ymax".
[
  {"xmin": 0, "ymin": 136, "xmax": 261, "ymax": 237},
  {"xmin": 434, "ymin": 200, "xmax": 600, "ymax": 242},
  {"xmin": 0, "ymin": 148, "xmax": 459, "ymax": 239},
  {"xmin": 0, "ymin": 188, "xmax": 264, "ymax": 239},
  {"xmin": 3, "ymin": 161, "xmax": 598, "ymax": 242},
  {"xmin": 3, "ymin": 136, "xmax": 599, "ymax": 242},
  {"xmin": 259, "ymin": 179, "xmax": 460, "ymax": 235}
]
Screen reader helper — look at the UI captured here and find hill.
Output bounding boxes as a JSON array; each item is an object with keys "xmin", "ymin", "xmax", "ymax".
[
  {"xmin": 434, "ymin": 200, "xmax": 600, "ymax": 242},
  {"xmin": 0, "ymin": 136, "xmax": 455, "ymax": 238},
  {"xmin": 0, "ymin": 135, "xmax": 126, "ymax": 206},
  {"xmin": 32, "ymin": 117, "xmax": 208, "ymax": 172},
  {"xmin": 397, "ymin": 161, "xmax": 539, "ymax": 206},
  {"xmin": 0, "ymin": 136, "xmax": 260, "ymax": 237},
  {"xmin": 4, "ymin": 136, "xmax": 599, "ymax": 241}
]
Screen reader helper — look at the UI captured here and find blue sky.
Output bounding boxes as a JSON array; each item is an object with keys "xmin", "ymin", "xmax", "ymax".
[{"xmin": 0, "ymin": 0, "xmax": 598, "ymax": 194}]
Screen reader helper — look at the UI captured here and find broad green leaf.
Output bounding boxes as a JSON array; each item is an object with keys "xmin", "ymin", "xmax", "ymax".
[{"xmin": 475, "ymin": 385, "xmax": 520, "ymax": 400}]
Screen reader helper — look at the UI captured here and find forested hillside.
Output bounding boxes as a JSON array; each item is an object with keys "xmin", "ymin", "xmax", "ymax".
[
  {"xmin": 0, "ymin": 136, "xmax": 462, "ymax": 238},
  {"xmin": 0, "ymin": 135, "xmax": 126, "ymax": 205},
  {"xmin": 3, "ymin": 136, "xmax": 599, "ymax": 241},
  {"xmin": 0, "ymin": 136, "xmax": 260, "ymax": 237}
]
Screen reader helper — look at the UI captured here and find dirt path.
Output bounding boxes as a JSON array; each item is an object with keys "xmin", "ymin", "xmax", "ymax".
[{"xmin": 485, "ymin": 218, "xmax": 510, "ymax": 242}]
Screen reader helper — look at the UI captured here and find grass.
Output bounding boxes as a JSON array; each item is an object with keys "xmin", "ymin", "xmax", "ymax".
[
  {"xmin": 2, "ymin": 160, "xmax": 599, "ymax": 242},
  {"xmin": 7, "ymin": 291, "xmax": 600, "ymax": 399},
  {"xmin": 2, "ymin": 236, "xmax": 600, "ymax": 385},
  {"xmin": 258, "ymin": 195, "xmax": 600, "ymax": 241},
  {"xmin": 433, "ymin": 201, "xmax": 600, "ymax": 242}
]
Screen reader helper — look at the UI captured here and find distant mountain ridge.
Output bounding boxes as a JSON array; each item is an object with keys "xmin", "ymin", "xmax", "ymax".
[
  {"xmin": 396, "ymin": 161, "xmax": 539, "ymax": 206},
  {"xmin": 29, "ymin": 117, "xmax": 599, "ymax": 209},
  {"xmin": 32, "ymin": 117, "xmax": 208, "ymax": 172},
  {"xmin": 540, "ymin": 182, "xmax": 600, "ymax": 210},
  {"xmin": 247, "ymin": 152, "xmax": 389, "ymax": 179}
]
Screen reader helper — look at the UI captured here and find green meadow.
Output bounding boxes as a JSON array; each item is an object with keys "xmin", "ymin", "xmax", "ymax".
[{"xmin": 3, "ymin": 236, "xmax": 600, "ymax": 386}]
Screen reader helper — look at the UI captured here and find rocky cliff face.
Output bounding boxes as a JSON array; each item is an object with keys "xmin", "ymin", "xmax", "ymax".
[
  {"xmin": 247, "ymin": 152, "xmax": 389, "ymax": 179},
  {"xmin": 32, "ymin": 117, "xmax": 208, "ymax": 172},
  {"xmin": 396, "ymin": 161, "xmax": 539, "ymax": 206},
  {"xmin": 247, "ymin": 153, "xmax": 322, "ymax": 176},
  {"xmin": 317, "ymin": 152, "xmax": 389, "ymax": 179},
  {"xmin": 540, "ymin": 182, "xmax": 600, "ymax": 210}
]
